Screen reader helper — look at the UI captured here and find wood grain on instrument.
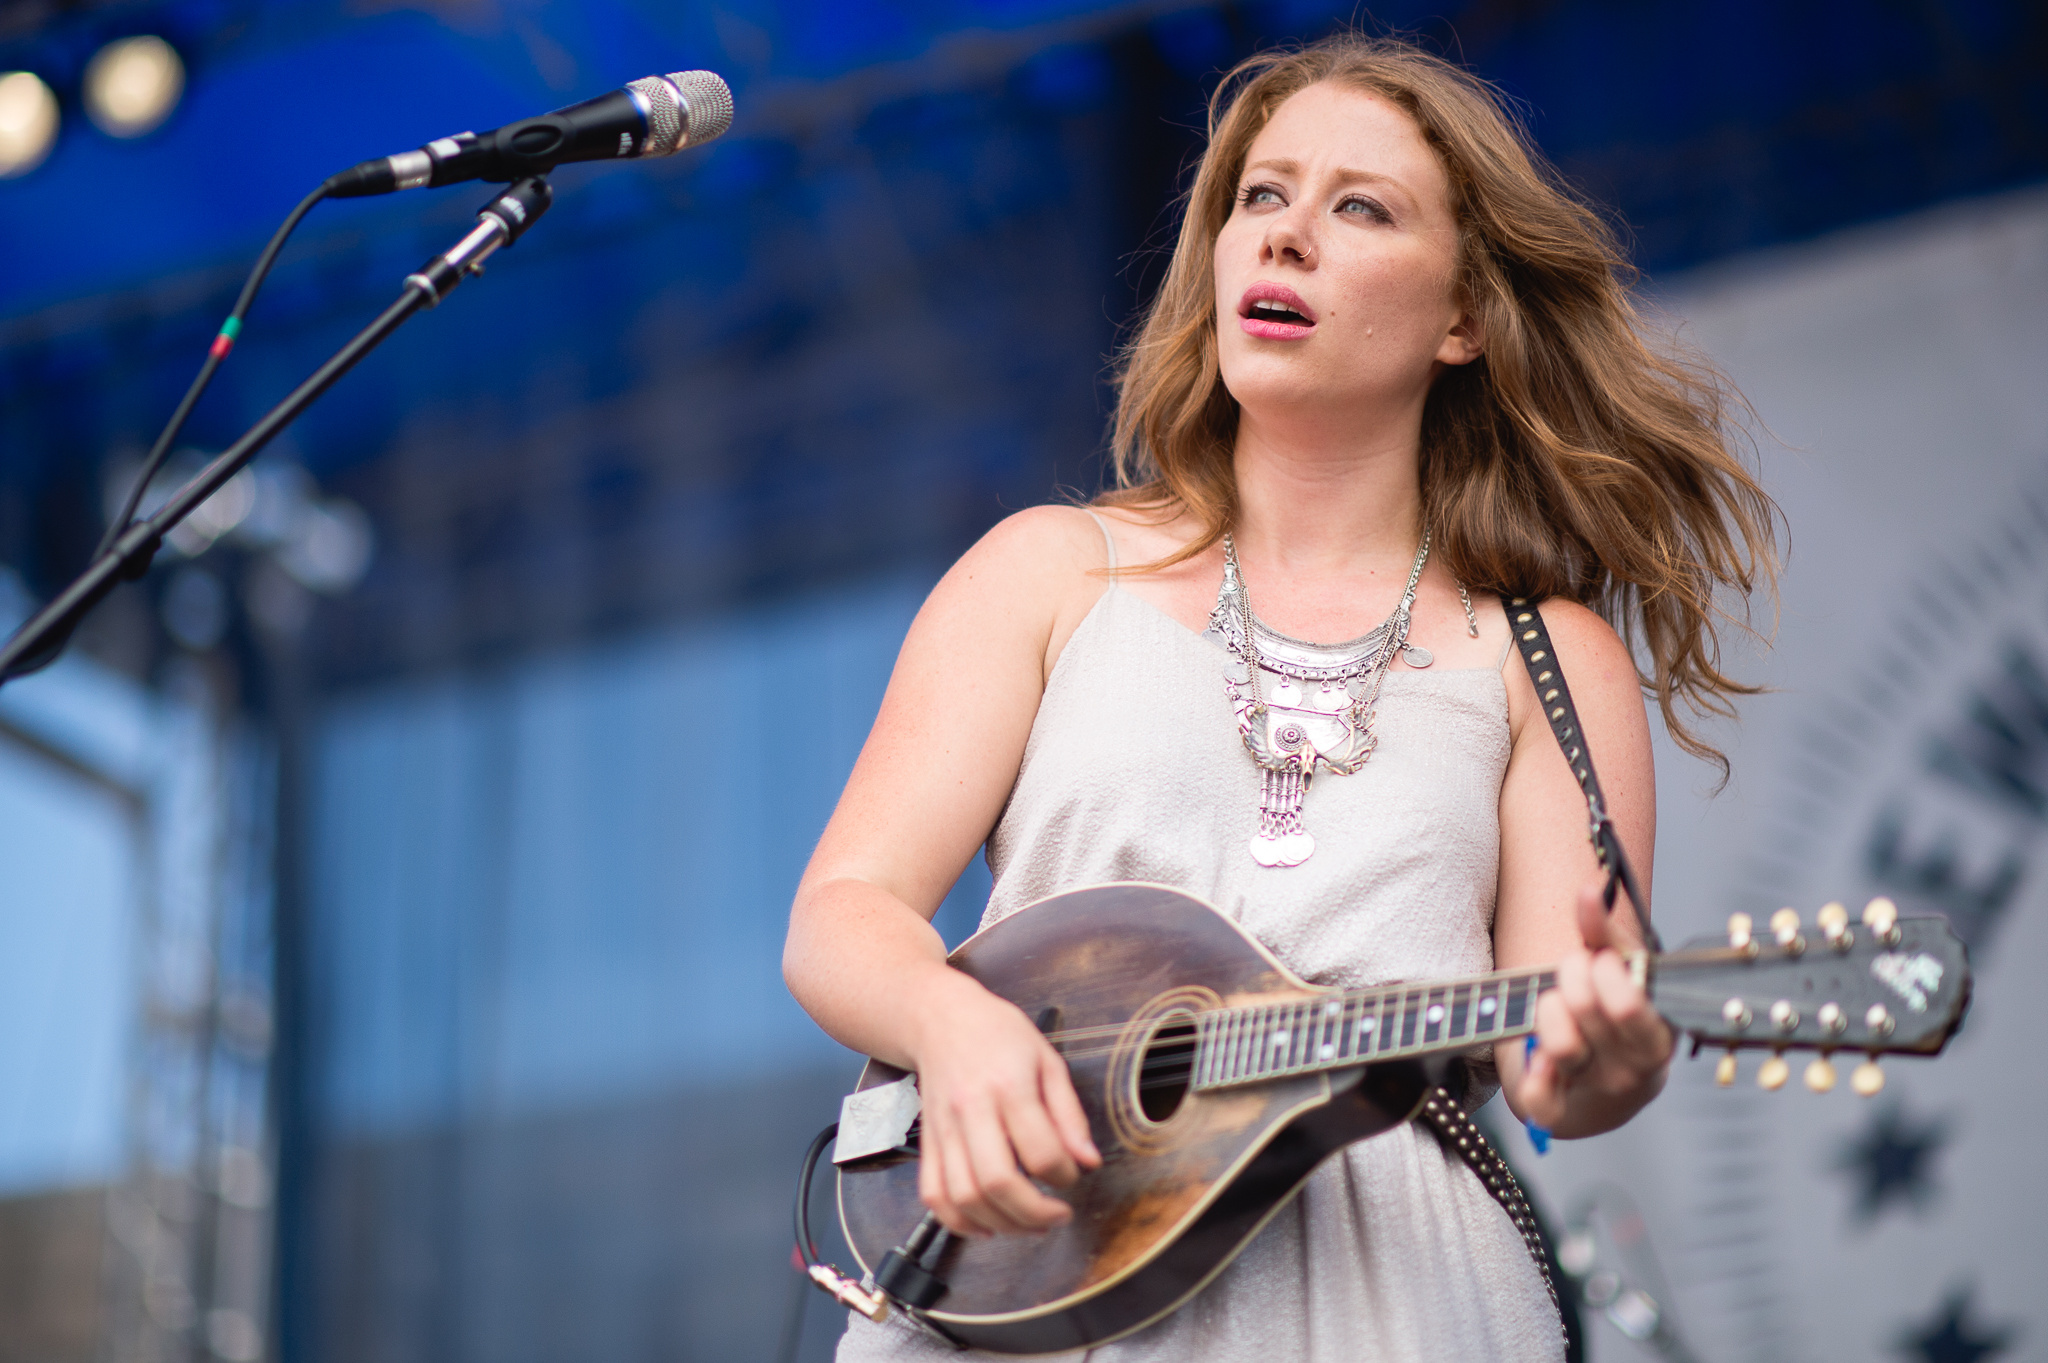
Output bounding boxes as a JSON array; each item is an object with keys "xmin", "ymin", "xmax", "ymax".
[{"xmin": 837, "ymin": 885, "xmax": 1424, "ymax": 1353}]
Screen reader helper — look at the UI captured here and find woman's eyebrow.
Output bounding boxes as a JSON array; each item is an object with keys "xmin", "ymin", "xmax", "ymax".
[
  {"xmin": 1243, "ymin": 159, "xmax": 1415, "ymax": 203},
  {"xmin": 1328, "ymin": 167, "xmax": 1415, "ymax": 204}
]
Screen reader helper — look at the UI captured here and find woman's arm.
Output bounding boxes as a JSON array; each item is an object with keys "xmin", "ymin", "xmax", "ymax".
[
  {"xmin": 783, "ymin": 506, "xmax": 1108, "ymax": 1237},
  {"xmin": 1492, "ymin": 599, "xmax": 1673, "ymax": 1138}
]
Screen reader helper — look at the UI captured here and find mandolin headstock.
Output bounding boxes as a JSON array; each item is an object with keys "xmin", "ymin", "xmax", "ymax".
[{"xmin": 1647, "ymin": 898, "xmax": 1971, "ymax": 1094}]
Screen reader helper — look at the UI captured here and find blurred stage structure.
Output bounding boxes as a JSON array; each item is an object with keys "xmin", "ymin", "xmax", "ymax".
[{"xmin": 0, "ymin": 2, "xmax": 2043, "ymax": 1361}]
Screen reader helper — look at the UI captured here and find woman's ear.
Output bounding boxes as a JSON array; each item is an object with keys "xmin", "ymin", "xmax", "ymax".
[{"xmin": 1437, "ymin": 308, "xmax": 1485, "ymax": 367}]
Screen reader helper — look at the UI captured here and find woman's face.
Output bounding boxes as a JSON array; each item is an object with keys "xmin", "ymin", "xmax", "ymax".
[{"xmin": 1213, "ymin": 82, "xmax": 1480, "ymax": 429}]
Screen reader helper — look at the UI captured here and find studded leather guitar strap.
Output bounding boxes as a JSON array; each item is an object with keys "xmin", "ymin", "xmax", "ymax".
[
  {"xmin": 1409, "ymin": 595, "xmax": 1661, "ymax": 1360},
  {"xmin": 1415, "ymin": 1089, "xmax": 1572, "ymax": 1357},
  {"xmin": 1502, "ymin": 595, "xmax": 1656, "ymax": 952}
]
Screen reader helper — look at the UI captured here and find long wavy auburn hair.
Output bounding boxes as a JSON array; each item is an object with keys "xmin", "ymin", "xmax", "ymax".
[{"xmin": 1102, "ymin": 34, "xmax": 1778, "ymax": 771}]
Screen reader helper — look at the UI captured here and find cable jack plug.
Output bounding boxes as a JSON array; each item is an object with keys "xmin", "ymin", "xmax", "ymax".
[{"xmin": 807, "ymin": 1264, "xmax": 888, "ymax": 1322}]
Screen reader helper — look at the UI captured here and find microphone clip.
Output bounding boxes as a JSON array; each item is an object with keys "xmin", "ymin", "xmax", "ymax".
[{"xmin": 403, "ymin": 177, "xmax": 553, "ymax": 307}]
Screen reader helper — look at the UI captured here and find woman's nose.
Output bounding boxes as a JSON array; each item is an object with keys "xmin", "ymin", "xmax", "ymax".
[{"xmin": 1263, "ymin": 206, "xmax": 1316, "ymax": 266}]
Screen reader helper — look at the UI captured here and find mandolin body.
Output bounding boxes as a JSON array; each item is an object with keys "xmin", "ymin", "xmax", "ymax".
[{"xmin": 834, "ymin": 883, "xmax": 1433, "ymax": 1355}]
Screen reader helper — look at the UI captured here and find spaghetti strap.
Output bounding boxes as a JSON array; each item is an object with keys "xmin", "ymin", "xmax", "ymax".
[{"xmin": 1083, "ymin": 509, "xmax": 1120, "ymax": 576}]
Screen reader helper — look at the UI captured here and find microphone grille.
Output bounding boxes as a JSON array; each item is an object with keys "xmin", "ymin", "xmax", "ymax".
[
  {"xmin": 625, "ymin": 75, "xmax": 685, "ymax": 156},
  {"xmin": 668, "ymin": 70, "xmax": 734, "ymax": 147}
]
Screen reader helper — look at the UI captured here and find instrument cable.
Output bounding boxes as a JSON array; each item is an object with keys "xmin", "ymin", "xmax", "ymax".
[
  {"xmin": 780, "ymin": 1122, "xmax": 840, "ymax": 1363},
  {"xmin": 93, "ymin": 181, "xmax": 332, "ymax": 562},
  {"xmin": 792, "ymin": 1121, "xmax": 837, "ymax": 1275}
]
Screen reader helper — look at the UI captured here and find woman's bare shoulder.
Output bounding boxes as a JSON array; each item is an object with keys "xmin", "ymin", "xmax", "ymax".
[
  {"xmin": 1088, "ymin": 498, "xmax": 1203, "ymax": 565},
  {"xmin": 1529, "ymin": 598, "xmax": 1638, "ymax": 683},
  {"xmin": 1505, "ymin": 596, "xmax": 1651, "ymax": 770},
  {"xmin": 911, "ymin": 507, "xmax": 1116, "ymax": 676},
  {"xmin": 951, "ymin": 504, "xmax": 1114, "ymax": 589}
]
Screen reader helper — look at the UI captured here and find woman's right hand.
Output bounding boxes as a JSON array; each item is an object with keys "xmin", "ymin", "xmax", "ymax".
[
  {"xmin": 908, "ymin": 969, "xmax": 1102, "ymax": 1237},
  {"xmin": 780, "ymin": 508, "xmax": 1115, "ymax": 1236}
]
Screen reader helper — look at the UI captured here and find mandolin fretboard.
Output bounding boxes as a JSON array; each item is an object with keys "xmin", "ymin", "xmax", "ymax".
[{"xmin": 1192, "ymin": 969, "xmax": 1557, "ymax": 1090}]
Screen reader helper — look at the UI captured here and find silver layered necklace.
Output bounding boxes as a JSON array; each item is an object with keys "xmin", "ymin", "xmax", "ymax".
[{"xmin": 1207, "ymin": 531, "xmax": 1472, "ymax": 868}]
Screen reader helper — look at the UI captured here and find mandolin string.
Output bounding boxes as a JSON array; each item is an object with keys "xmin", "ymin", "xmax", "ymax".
[
  {"xmin": 1011, "ymin": 958, "xmax": 1798, "ymax": 1048},
  {"xmin": 1031, "ymin": 999, "xmax": 1536, "ymax": 1049},
  {"xmin": 1026, "ymin": 974, "xmax": 1800, "ymax": 1048},
  {"xmin": 917, "ymin": 1010, "xmax": 1895, "ymax": 1096},
  {"xmin": 994, "ymin": 957, "xmax": 1804, "ymax": 1069},
  {"xmin": 1028, "ymin": 990, "xmax": 1513, "ymax": 1046},
  {"xmin": 1048, "ymin": 1021, "xmax": 1548, "ymax": 1069},
  {"xmin": 1037, "ymin": 995, "xmax": 1793, "ymax": 1066},
  {"xmin": 1047, "ymin": 1000, "xmax": 1773, "ymax": 1060}
]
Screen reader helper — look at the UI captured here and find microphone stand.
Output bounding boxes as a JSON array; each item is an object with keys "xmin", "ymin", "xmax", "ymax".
[{"xmin": 0, "ymin": 176, "xmax": 556, "ymax": 687}]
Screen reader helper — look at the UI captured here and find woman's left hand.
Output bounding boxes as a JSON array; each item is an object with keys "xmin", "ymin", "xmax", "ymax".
[{"xmin": 1507, "ymin": 882, "xmax": 1673, "ymax": 1137}]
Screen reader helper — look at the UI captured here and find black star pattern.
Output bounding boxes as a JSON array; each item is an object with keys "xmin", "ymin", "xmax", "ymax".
[
  {"xmin": 1836, "ymin": 1101, "xmax": 1945, "ymax": 1222},
  {"xmin": 1897, "ymin": 1287, "xmax": 2016, "ymax": 1363}
]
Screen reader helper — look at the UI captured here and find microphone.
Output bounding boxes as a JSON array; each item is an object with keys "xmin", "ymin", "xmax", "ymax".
[{"xmin": 326, "ymin": 70, "xmax": 733, "ymax": 198}]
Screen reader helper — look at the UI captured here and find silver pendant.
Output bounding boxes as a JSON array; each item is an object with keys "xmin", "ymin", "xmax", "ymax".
[
  {"xmin": 1250, "ymin": 762, "xmax": 1316, "ymax": 867},
  {"xmin": 1251, "ymin": 830, "xmax": 1316, "ymax": 867},
  {"xmin": 1401, "ymin": 644, "xmax": 1434, "ymax": 668}
]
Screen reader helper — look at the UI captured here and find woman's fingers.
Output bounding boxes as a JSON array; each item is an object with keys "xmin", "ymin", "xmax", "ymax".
[
  {"xmin": 933, "ymin": 1120, "xmax": 1002, "ymax": 1238},
  {"xmin": 1587, "ymin": 949, "xmax": 1673, "ymax": 1071},
  {"xmin": 1000, "ymin": 1080, "xmax": 1081, "ymax": 1190},
  {"xmin": 1519, "ymin": 993, "xmax": 1573, "ymax": 1127},
  {"xmin": 1575, "ymin": 882, "xmax": 1615, "ymax": 952},
  {"xmin": 1038, "ymin": 1049, "xmax": 1103, "ymax": 1171},
  {"xmin": 1512, "ymin": 882, "xmax": 1671, "ymax": 1133},
  {"xmin": 1519, "ymin": 892, "xmax": 1675, "ymax": 1126},
  {"xmin": 910, "ymin": 997, "xmax": 1100, "ymax": 1237},
  {"xmin": 1539, "ymin": 952, "xmax": 1597, "ymax": 1068},
  {"xmin": 960, "ymin": 1096, "xmax": 1073, "ymax": 1233},
  {"xmin": 917, "ymin": 1121, "xmax": 950, "ymax": 1225},
  {"xmin": 1533, "ymin": 986, "xmax": 1586, "ymax": 1070}
]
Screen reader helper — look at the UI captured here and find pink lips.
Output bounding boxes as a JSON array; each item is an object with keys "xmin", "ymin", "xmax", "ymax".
[{"xmin": 1238, "ymin": 283, "xmax": 1317, "ymax": 339}]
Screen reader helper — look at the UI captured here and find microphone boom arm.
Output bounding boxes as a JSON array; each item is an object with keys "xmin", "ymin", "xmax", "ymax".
[{"xmin": 0, "ymin": 177, "xmax": 554, "ymax": 686}]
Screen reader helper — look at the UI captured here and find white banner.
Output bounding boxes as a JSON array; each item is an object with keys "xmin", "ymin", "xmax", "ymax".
[{"xmin": 1499, "ymin": 185, "xmax": 2048, "ymax": 1363}]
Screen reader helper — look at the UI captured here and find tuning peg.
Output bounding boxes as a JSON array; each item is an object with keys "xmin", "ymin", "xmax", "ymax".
[
  {"xmin": 1715, "ymin": 1050, "xmax": 1737, "ymax": 1087},
  {"xmin": 1804, "ymin": 1056, "xmax": 1837, "ymax": 1092},
  {"xmin": 1769, "ymin": 999, "xmax": 1800, "ymax": 1033},
  {"xmin": 1770, "ymin": 908, "xmax": 1805, "ymax": 954},
  {"xmin": 1757, "ymin": 1054, "xmax": 1789, "ymax": 1090},
  {"xmin": 1864, "ymin": 1003, "xmax": 1894, "ymax": 1039},
  {"xmin": 1727, "ymin": 913, "xmax": 1757, "ymax": 956},
  {"xmin": 1852, "ymin": 1057, "xmax": 1885, "ymax": 1097},
  {"xmin": 1817, "ymin": 1002, "xmax": 1846, "ymax": 1036},
  {"xmin": 1816, "ymin": 901, "xmax": 1851, "ymax": 950},
  {"xmin": 1721, "ymin": 997, "xmax": 1752, "ymax": 1031},
  {"xmin": 1861, "ymin": 896, "xmax": 1901, "ymax": 946}
]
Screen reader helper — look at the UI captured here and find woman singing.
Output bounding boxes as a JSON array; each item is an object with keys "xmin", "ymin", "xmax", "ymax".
[{"xmin": 785, "ymin": 33, "xmax": 1773, "ymax": 1361}]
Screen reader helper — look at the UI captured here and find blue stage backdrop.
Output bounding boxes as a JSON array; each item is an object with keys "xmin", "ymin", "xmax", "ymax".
[{"xmin": 0, "ymin": 2, "xmax": 2043, "ymax": 1361}]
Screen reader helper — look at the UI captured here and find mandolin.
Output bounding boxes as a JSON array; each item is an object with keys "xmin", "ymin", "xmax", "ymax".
[{"xmin": 825, "ymin": 882, "xmax": 1970, "ymax": 1355}]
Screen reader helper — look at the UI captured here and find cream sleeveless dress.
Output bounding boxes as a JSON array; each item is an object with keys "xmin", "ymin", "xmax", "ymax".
[{"xmin": 837, "ymin": 514, "xmax": 1565, "ymax": 1362}]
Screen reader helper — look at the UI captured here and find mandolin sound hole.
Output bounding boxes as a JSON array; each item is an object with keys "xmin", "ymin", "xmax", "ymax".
[{"xmin": 1138, "ymin": 1016, "xmax": 1198, "ymax": 1122}]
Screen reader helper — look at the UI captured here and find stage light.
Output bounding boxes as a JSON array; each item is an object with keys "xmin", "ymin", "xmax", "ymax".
[
  {"xmin": 84, "ymin": 35, "xmax": 184, "ymax": 138},
  {"xmin": 0, "ymin": 71, "xmax": 59, "ymax": 178}
]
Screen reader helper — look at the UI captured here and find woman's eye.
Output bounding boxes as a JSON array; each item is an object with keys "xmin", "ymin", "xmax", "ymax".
[
  {"xmin": 1337, "ymin": 196, "xmax": 1392, "ymax": 223},
  {"xmin": 1238, "ymin": 184, "xmax": 1284, "ymax": 208}
]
